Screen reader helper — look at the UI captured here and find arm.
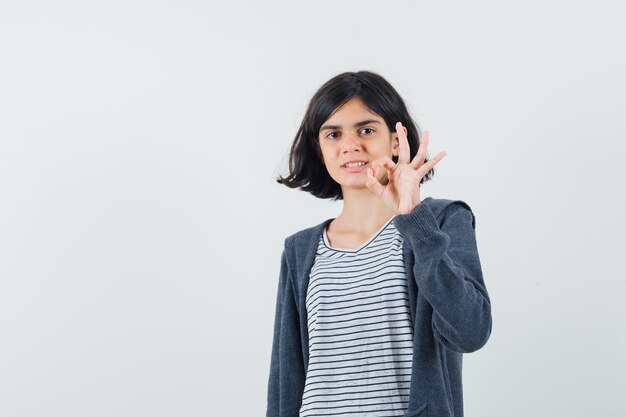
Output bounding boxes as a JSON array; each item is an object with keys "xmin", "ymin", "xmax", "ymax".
[
  {"xmin": 266, "ymin": 242, "xmax": 305, "ymax": 417},
  {"xmin": 393, "ymin": 202, "xmax": 492, "ymax": 353}
]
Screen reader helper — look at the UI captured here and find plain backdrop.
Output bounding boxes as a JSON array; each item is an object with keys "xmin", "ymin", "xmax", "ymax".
[{"xmin": 1, "ymin": 1, "xmax": 624, "ymax": 416}]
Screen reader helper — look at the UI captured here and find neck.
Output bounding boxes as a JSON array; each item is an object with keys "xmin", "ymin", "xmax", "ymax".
[{"xmin": 333, "ymin": 186, "xmax": 397, "ymax": 232}]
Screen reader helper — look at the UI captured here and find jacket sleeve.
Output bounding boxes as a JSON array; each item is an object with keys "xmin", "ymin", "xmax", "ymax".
[
  {"xmin": 266, "ymin": 241, "xmax": 306, "ymax": 417},
  {"xmin": 393, "ymin": 201, "xmax": 492, "ymax": 353}
]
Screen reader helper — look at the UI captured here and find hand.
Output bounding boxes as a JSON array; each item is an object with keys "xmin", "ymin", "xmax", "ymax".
[{"xmin": 366, "ymin": 122, "xmax": 447, "ymax": 215}]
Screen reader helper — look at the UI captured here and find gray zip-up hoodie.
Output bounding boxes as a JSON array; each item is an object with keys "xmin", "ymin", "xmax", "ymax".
[{"xmin": 266, "ymin": 197, "xmax": 493, "ymax": 417}]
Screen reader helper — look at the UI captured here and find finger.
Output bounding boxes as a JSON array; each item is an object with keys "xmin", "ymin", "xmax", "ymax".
[
  {"xmin": 395, "ymin": 122, "xmax": 410, "ymax": 165},
  {"xmin": 409, "ymin": 130, "xmax": 429, "ymax": 170},
  {"xmin": 366, "ymin": 166, "xmax": 386, "ymax": 196},
  {"xmin": 416, "ymin": 150, "xmax": 447, "ymax": 177},
  {"xmin": 372, "ymin": 156, "xmax": 397, "ymax": 177}
]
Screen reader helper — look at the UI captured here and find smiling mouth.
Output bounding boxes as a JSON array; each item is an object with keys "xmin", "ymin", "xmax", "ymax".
[
  {"xmin": 341, "ymin": 161, "xmax": 368, "ymax": 168},
  {"xmin": 342, "ymin": 162, "xmax": 368, "ymax": 173}
]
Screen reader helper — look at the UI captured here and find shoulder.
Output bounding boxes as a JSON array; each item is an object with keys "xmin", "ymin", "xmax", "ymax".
[
  {"xmin": 282, "ymin": 219, "xmax": 329, "ymax": 253},
  {"xmin": 422, "ymin": 196, "xmax": 476, "ymax": 229},
  {"xmin": 279, "ymin": 220, "xmax": 328, "ymax": 279}
]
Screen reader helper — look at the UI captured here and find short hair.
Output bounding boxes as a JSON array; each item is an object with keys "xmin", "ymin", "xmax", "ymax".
[{"xmin": 275, "ymin": 70, "xmax": 435, "ymax": 201}]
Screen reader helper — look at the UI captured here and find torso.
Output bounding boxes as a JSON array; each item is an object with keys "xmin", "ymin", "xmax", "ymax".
[{"xmin": 302, "ymin": 215, "xmax": 411, "ymax": 416}]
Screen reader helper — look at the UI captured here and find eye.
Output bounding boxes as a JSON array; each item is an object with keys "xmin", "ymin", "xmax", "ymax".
[{"xmin": 325, "ymin": 128, "xmax": 375, "ymax": 140}]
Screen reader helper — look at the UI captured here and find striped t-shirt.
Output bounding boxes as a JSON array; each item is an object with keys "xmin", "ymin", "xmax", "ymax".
[{"xmin": 299, "ymin": 215, "xmax": 414, "ymax": 417}]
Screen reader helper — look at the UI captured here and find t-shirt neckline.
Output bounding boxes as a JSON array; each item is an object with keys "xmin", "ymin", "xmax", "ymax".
[{"xmin": 322, "ymin": 215, "xmax": 397, "ymax": 252}]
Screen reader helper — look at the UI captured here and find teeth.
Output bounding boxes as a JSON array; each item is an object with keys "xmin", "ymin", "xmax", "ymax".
[{"xmin": 345, "ymin": 162, "xmax": 366, "ymax": 168}]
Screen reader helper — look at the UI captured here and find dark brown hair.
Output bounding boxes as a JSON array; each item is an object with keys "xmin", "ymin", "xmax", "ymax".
[{"xmin": 276, "ymin": 70, "xmax": 434, "ymax": 201}]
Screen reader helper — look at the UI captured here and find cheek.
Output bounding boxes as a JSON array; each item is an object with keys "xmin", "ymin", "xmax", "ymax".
[{"xmin": 319, "ymin": 147, "xmax": 336, "ymax": 163}]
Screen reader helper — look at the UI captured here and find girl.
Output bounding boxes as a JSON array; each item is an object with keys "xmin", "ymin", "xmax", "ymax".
[{"xmin": 267, "ymin": 71, "xmax": 492, "ymax": 417}]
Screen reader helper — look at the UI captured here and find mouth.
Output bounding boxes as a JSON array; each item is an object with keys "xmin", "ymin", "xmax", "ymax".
[
  {"xmin": 341, "ymin": 161, "xmax": 368, "ymax": 168},
  {"xmin": 341, "ymin": 161, "xmax": 368, "ymax": 173}
]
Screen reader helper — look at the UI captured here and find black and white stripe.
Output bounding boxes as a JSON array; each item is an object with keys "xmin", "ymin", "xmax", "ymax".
[{"xmin": 300, "ymin": 216, "xmax": 414, "ymax": 417}]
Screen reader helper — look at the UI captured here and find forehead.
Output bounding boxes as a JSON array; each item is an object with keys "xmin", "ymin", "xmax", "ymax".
[{"xmin": 323, "ymin": 98, "xmax": 383, "ymax": 125}]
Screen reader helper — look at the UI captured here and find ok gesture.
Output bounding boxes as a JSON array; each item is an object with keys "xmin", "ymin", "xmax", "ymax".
[{"xmin": 366, "ymin": 122, "xmax": 447, "ymax": 215}]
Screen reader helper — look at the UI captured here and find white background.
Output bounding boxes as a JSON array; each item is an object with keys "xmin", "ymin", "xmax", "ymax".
[{"xmin": 1, "ymin": 1, "xmax": 624, "ymax": 416}]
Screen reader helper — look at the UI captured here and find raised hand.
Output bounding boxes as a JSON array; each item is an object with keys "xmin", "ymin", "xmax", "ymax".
[{"xmin": 365, "ymin": 122, "xmax": 447, "ymax": 215}]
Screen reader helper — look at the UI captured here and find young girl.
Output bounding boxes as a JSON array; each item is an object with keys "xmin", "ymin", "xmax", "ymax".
[{"xmin": 267, "ymin": 71, "xmax": 492, "ymax": 417}]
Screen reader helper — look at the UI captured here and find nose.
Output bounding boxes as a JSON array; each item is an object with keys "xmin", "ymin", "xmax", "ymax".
[{"xmin": 340, "ymin": 131, "xmax": 363, "ymax": 153}]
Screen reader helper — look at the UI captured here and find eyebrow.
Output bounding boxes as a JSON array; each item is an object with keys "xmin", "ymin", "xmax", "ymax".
[{"xmin": 320, "ymin": 119, "xmax": 381, "ymax": 132}]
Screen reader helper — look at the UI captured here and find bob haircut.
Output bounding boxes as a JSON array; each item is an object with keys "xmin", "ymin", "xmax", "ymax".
[{"xmin": 276, "ymin": 70, "xmax": 435, "ymax": 201}]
